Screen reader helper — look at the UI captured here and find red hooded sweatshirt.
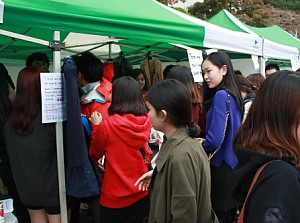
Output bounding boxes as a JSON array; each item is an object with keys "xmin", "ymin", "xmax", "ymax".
[{"xmin": 89, "ymin": 113, "xmax": 152, "ymax": 208}]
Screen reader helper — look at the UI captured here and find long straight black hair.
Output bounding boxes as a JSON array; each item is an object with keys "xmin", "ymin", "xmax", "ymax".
[{"xmin": 202, "ymin": 51, "xmax": 243, "ymax": 117}]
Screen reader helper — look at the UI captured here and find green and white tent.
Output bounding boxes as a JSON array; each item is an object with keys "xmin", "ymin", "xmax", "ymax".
[
  {"xmin": 0, "ymin": 2, "xmax": 267, "ymax": 222},
  {"xmin": 0, "ymin": 0, "xmax": 264, "ymax": 65},
  {"xmin": 208, "ymin": 9, "xmax": 300, "ymax": 69}
]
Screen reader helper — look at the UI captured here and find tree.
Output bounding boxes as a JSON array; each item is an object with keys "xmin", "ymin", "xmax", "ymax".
[
  {"xmin": 188, "ymin": 0, "xmax": 270, "ymax": 27},
  {"xmin": 188, "ymin": 0, "xmax": 227, "ymax": 20},
  {"xmin": 157, "ymin": 0, "xmax": 186, "ymax": 5},
  {"xmin": 263, "ymin": 0, "xmax": 300, "ymax": 12},
  {"xmin": 173, "ymin": 7, "xmax": 191, "ymax": 15}
]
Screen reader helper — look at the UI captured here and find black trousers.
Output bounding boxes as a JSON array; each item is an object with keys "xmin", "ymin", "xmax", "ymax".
[
  {"xmin": 211, "ymin": 162, "xmax": 242, "ymax": 223},
  {"xmin": 100, "ymin": 196, "xmax": 149, "ymax": 223}
]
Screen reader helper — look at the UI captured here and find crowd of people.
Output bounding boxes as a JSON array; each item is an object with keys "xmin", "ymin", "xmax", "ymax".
[{"xmin": 0, "ymin": 51, "xmax": 299, "ymax": 223}]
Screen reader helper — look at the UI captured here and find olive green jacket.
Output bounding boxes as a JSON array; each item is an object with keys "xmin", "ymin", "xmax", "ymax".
[{"xmin": 148, "ymin": 127, "xmax": 218, "ymax": 223}]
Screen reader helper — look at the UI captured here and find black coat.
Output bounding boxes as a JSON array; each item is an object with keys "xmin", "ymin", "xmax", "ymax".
[
  {"xmin": 233, "ymin": 147, "xmax": 300, "ymax": 223},
  {"xmin": 4, "ymin": 114, "xmax": 60, "ymax": 207}
]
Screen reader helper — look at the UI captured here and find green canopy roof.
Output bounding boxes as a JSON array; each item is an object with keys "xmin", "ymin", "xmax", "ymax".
[
  {"xmin": 0, "ymin": 0, "xmax": 205, "ymax": 62},
  {"xmin": 247, "ymin": 25, "xmax": 300, "ymax": 52},
  {"xmin": 1, "ymin": 0, "xmax": 264, "ymax": 64},
  {"xmin": 208, "ymin": 9, "xmax": 300, "ymax": 61}
]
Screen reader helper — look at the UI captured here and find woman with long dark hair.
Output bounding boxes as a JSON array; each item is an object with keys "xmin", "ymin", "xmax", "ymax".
[
  {"xmin": 201, "ymin": 51, "xmax": 243, "ymax": 223},
  {"xmin": 4, "ymin": 67, "xmax": 63, "ymax": 223},
  {"xmin": 233, "ymin": 70, "xmax": 300, "ymax": 222}
]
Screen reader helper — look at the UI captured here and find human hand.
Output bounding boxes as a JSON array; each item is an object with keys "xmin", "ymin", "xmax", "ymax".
[
  {"xmin": 97, "ymin": 157, "xmax": 105, "ymax": 173},
  {"xmin": 134, "ymin": 170, "xmax": 153, "ymax": 191},
  {"xmin": 89, "ymin": 111, "xmax": 102, "ymax": 125},
  {"xmin": 197, "ymin": 138, "xmax": 205, "ymax": 144}
]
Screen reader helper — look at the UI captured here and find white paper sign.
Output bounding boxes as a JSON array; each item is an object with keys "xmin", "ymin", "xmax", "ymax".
[
  {"xmin": 290, "ymin": 53, "xmax": 300, "ymax": 71},
  {"xmin": 0, "ymin": 198, "xmax": 14, "ymax": 213},
  {"xmin": 187, "ymin": 49, "xmax": 203, "ymax": 82},
  {"xmin": 251, "ymin": 55, "xmax": 259, "ymax": 70},
  {"xmin": 0, "ymin": 1, "xmax": 4, "ymax": 24},
  {"xmin": 40, "ymin": 73, "xmax": 67, "ymax": 123}
]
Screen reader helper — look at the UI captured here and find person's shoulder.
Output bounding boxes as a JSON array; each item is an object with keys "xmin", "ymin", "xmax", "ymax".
[
  {"xmin": 214, "ymin": 90, "xmax": 227, "ymax": 99},
  {"xmin": 174, "ymin": 137, "xmax": 201, "ymax": 155},
  {"xmin": 171, "ymin": 138, "xmax": 208, "ymax": 168},
  {"xmin": 212, "ymin": 90, "xmax": 227, "ymax": 107},
  {"xmin": 265, "ymin": 160, "xmax": 299, "ymax": 181}
]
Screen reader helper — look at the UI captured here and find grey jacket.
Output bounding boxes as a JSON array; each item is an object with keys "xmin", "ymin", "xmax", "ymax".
[{"xmin": 148, "ymin": 127, "xmax": 218, "ymax": 223}]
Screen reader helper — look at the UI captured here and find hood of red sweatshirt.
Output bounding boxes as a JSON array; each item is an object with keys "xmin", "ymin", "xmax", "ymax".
[{"xmin": 105, "ymin": 113, "xmax": 151, "ymax": 149}]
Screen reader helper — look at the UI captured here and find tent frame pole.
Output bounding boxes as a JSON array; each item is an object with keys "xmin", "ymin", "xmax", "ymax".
[
  {"xmin": 52, "ymin": 30, "xmax": 68, "ymax": 223},
  {"xmin": 259, "ymin": 56, "xmax": 266, "ymax": 77},
  {"xmin": 0, "ymin": 29, "xmax": 48, "ymax": 46}
]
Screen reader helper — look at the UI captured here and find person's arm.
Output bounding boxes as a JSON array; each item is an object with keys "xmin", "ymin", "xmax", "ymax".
[
  {"xmin": 202, "ymin": 91, "xmax": 227, "ymax": 153},
  {"xmin": 89, "ymin": 112, "xmax": 107, "ymax": 162},
  {"xmin": 134, "ymin": 170, "xmax": 153, "ymax": 191},
  {"xmin": 170, "ymin": 153, "xmax": 198, "ymax": 222}
]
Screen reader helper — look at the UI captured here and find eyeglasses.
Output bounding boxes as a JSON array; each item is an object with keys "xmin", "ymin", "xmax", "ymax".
[{"xmin": 32, "ymin": 61, "xmax": 49, "ymax": 71}]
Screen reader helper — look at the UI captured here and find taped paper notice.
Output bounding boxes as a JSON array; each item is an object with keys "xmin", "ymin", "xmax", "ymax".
[
  {"xmin": 251, "ymin": 55, "xmax": 259, "ymax": 70},
  {"xmin": 41, "ymin": 73, "xmax": 67, "ymax": 123},
  {"xmin": 187, "ymin": 49, "xmax": 203, "ymax": 82},
  {"xmin": 290, "ymin": 54, "xmax": 300, "ymax": 71}
]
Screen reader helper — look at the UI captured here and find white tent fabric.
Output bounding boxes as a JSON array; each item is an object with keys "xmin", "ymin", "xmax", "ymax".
[
  {"xmin": 213, "ymin": 10, "xmax": 299, "ymax": 61},
  {"xmin": 157, "ymin": 2, "xmax": 264, "ymax": 56}
]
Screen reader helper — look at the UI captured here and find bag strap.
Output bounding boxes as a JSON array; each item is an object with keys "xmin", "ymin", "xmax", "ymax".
[
  {"xmin": 237, "ymin": 160, "xmax": 274, "ymax": 223},
  {"xmin": 208, "ymin": 92, "xmax": 230, "ymax": 161},
  {"xmin": 81, "ymin": 116, "xmax": 92, "ymax": 136}
]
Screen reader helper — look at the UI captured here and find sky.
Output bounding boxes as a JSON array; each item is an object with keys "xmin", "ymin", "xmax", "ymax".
[{"xmin": 172, "ymin": 0, "xmax": 203, "ymax": 9}]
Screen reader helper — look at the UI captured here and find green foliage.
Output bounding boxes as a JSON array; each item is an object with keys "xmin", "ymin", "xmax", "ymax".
[
  {"xmin": 157, "ymin": 0, "xmax": 186, "ymax": 5},
  {"xmin": 263, "ymin": 0, "xmax": 280, "ymax": 7},
  {"xmin": 188, "ymin": 0, "xmax": 227, "ymax": 20},
  {"xmin": 263, "ymin": 0, "xmax": 300, "ymax": 11},
  {"xmin": 188, "ymin": 0, "xmax": 270, "ymax": 27},
  {"xmin": 173, "ymin": 7, "xmax": 192, "ymax": 15}
]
